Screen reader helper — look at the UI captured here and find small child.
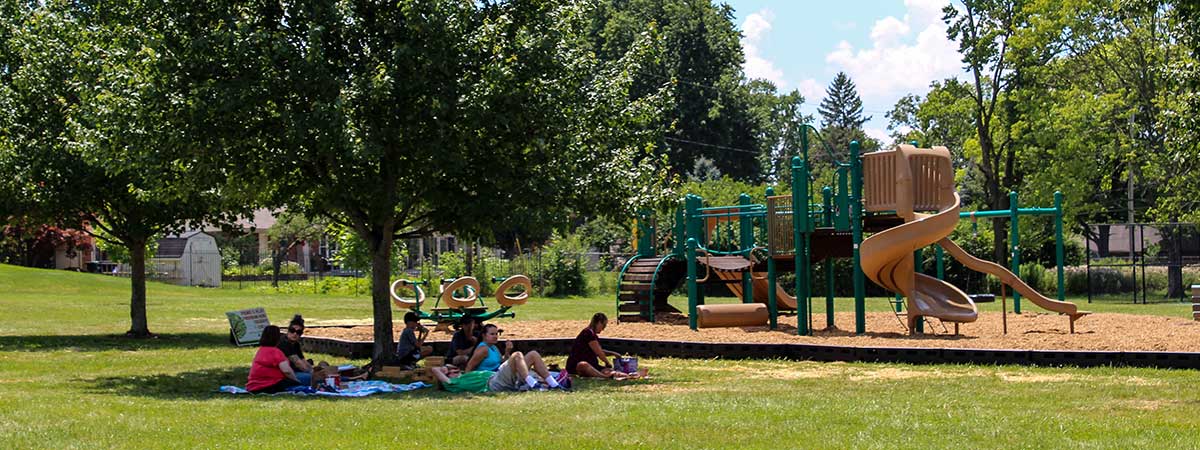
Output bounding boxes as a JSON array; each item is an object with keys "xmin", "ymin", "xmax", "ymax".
[{"xmin": 395, "ymin": 312, "xmax": 432, "ymax": 369}]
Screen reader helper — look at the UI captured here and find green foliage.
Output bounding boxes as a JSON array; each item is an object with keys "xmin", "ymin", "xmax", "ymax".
[
  {"xmin": 256, "ymin": 259, "xmax": 303, "ymax": 276},
  {"xmin": 439, "ymin": 251, "xmax": 467, "ymax": 279},
  {"xmin": 327, "ymin": 225, "xmax": 406, "ymax": 276},
  {"xmin": 0, "ymin": 1, "xmax": 255, "ymax": 335},
  {"xmin": 544, "ymin": 233, "xmax": 588, "ymax": 297},
  {"xmin": 576, "ymin": 217, "xmax": 631, "ymax": 253}
]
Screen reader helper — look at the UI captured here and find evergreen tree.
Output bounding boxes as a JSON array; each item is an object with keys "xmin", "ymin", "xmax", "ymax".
[
  {"xmin": 813, "ymin": 72, "xmax": 874, "ymax": 184},
  {"xmin": 816, "ymin": 72, "xmax": 872, "ymax": 160},
  {"xmin": 818, "ymin": 72, "xmax": 871, "ymax": 130}
]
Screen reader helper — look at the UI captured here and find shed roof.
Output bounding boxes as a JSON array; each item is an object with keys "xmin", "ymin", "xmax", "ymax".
[{"xmin": 155, "ymin": 238, "xmax": 187, "ymax": 259}]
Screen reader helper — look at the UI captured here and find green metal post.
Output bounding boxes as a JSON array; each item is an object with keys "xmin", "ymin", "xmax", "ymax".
[
  {"xmin": 686, "ymin": 195, "xmax": 705, "ymax": 307},
  {"xmin": 792, "ymin": 156, "xmax": 810, "ymax": 335},
  {"xmin": 1009, "ymin": 191, "xmax": 1021, "ymax": 313},
  {"xmin": 739, "ymin": 193, "xmax": 754, "ymax": 304},
  {"xmin": 822, "ymin": 186, "xmax": 834, "ymax": 328},
  {"xmin": 911, "ymin": 247, "xmax": 924, "ymax": 333},
  {"xmin": 936, "ymin": 245, "xmax": 945, "ymax": 280},
  {"xmin": 1054, "ymin": 191, "xmax": 1065, "ymax": 301},
  {"xmin": 637, "ymin": 210, "xmax": 654, "ymax": 258},
  {"xmin": 766, "ymin": 186, "xmax": 778, "ymax": 329},
  {"xmin": 850, "ymin": 141, "xmax": 866, "ymax": 334},
  {"xmin": 835, "ymin": 166, "xmax": 850, "ymax": 231},
  {"xmin": 686, "ymin": 237, "xmax": 698, "ymax": 330}
]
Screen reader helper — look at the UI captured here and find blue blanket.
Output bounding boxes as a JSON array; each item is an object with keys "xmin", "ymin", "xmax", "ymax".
[{"xmin": 220, "ymin": 380, "xmax": 431, "ymax": 397}]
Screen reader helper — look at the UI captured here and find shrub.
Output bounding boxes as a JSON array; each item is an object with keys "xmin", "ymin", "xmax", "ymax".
[
  {"xmin": 257, "ymin": 258, "xmax": 303, "ymax": 275},
  {"xmin": 544, "ymin": 233, "xmax": 588, "ymax": 297},
  {"xmin": 588, "ymin": 270, "xmax": 618, "ymax": 295},
  {"xmin": 1019, "ymin": 262, "xmax": 1052, "ymax": 294}
]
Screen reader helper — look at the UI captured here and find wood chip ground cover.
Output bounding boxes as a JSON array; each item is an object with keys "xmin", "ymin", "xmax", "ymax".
[{"xmin": 308, "ymin": 311, "xmax": 1200, "ymax": 352}]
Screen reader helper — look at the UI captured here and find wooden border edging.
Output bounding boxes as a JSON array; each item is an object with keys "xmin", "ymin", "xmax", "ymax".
[{"xmin": 301, "ymin": 334, "xmax": 1200, "ymax": 370}]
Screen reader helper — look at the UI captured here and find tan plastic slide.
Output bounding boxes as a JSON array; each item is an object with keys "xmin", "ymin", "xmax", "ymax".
[
  {"xmin": 937, "ymin": 238, "xmax": 1086, "ymax": 320},
  {"xmin": 713, "ymin": 269, "xmax": 797, "ymax": 310},
  {"xmin": 858, "ymin": 144, "xmax": 1084, "ymax": 331},
  {"xmin": 860, "ymin": 192, "xmax": 979, "ymax": 329},
  {"xmin": 860, "ymin": 145, "xmax": 978, "ymax": 330}
]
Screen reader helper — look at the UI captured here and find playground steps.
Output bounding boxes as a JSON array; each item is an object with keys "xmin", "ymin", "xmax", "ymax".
[{"xmin": 617, "ymin": 256, "xmax": 685, "ymax": 323}]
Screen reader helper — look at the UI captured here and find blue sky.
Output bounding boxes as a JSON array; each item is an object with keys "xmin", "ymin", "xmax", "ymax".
[{"xmin": 722, "ymin": 0, "xmax": 963, "ymax": 142}]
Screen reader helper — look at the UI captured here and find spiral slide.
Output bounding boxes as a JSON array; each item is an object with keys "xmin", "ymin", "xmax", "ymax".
[
  {"xmin": 858, "ymin": 144, "xmax": 1085, "ymax": 331},
  {"xmin": 860, "ymin": 191, "xmax": 978, "ymax": 330}
]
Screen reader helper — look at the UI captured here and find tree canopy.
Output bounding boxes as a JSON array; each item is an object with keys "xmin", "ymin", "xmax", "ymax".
[
  {"xmin": 0, "ymin": 0, "xmax": 249, "ymax": 336},
  {"xmin": 207, "ymin": 0, "xmax": 672, "ymax": 361}
]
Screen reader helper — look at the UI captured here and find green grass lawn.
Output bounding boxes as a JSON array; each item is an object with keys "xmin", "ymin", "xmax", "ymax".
[{"xmin": 0, "ymin": 264, "xmax": 1197, "ymax": 448}]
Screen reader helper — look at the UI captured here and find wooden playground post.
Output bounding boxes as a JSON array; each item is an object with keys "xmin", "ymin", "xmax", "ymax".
[{"xmin": 1001, "ymin": 284, "xmax": 1008, "ymax": 335}]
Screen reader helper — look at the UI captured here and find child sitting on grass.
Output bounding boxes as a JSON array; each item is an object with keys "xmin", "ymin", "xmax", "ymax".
[{"xmin": 395, "ymin": 312, "xmax": 433, "ymax": 369}]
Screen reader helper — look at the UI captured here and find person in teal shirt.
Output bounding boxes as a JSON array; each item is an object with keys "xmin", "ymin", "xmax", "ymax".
[
  {"xmin": 466, "ymin": 324, "xmax": 508, "ymax": 372},
  {"xmin": 456, "ymin": 325, "xmax": 567, "ymax": 392}
]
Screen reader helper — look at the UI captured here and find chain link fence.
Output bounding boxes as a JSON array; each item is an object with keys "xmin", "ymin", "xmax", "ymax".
[{"xmin": 1084, "ymin": 223, "xmax": 1200, "ymax": 303}]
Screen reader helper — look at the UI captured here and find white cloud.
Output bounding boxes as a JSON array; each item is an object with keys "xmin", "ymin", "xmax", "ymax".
[
  {"xmin": 796, "ymin": 78, "xmax": 824, "ymax": 102},
  {"xmin": 865, "ymin": 127, "xmax": 892, "ymax": 143},
  {"xmin": 869, "ymin": 16, "xmax": 910, "ymax": 46},
  {"xmin": 740, "ymin": 9, "xmax": 786, "ymax": 88},
  {"xmin": 824, "ymin": 1, "xmax": 961, "ymax": 102}
]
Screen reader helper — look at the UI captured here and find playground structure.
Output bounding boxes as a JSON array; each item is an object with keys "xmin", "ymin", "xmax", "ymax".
[
  {"xmin": 391, "ymin": 275, "xmax": 532, "ymax": 326},
  {"xmin": 616, "ymin": 128, "xmax": 1087, "ymax": 335}
]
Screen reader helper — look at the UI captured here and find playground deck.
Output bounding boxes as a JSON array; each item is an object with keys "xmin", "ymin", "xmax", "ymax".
[{"xmin": 307, "ymin": 311, "xmax": 1200, "ymax": 353}]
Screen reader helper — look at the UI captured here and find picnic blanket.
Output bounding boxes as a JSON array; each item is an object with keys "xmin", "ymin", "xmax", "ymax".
[{"xmin": 219, "ymin": 380, "xmax": 431, "ymax": 397}]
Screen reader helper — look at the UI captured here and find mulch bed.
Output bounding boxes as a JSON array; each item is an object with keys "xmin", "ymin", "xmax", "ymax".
[{"xmin": 307, "ymin": 311, "xmax": 1200, "ymax": 352}]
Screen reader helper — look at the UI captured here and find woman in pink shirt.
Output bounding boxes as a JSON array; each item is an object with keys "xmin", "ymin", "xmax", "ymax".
[{"xmin": 246, "ymin": 326, "xmax": 302, "ymax": 393}]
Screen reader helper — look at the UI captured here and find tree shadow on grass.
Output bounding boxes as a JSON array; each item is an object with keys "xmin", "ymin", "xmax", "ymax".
[
  {"xmin": 88, "ymin": 367, "xmax": 253, "ymax": 400},
  {"xmin": 0, "ymin": 332, "xmax": 233, "ymax": 352},
  {"xmin": 87, "ymin": 366, "xmax": 449, "ymax": 401}
]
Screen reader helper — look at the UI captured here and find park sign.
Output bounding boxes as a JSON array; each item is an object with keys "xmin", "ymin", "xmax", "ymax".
[{"xmin": 226, "ymin": 307, "xmax": 270, "ymax": 346}]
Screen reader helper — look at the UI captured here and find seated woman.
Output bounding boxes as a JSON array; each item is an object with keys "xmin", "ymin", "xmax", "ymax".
[
  {"xmin": 465, "ymin": 323, "xmax": 509, "ymax": 372},
  {"xmin": 460, "ymin": 324, "xmax": 566, "ymax": 391},
  {"xmin": 278, "ymin": 315, "xmax": 313, "ymax": 386},
  {"xmin": 566, "ymin": 313, "xmax": 634, "ymax": 379},
  {"xmin": 246, "ymin": 326, "xmax": 303, "ymax": 393},
  {"xmin": 435, "ymin": 351, "xmax": 566, "ymax": 393}
]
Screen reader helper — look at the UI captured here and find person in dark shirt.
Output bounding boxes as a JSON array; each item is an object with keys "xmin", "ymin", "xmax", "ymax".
[
  {"xmin": 566, "ymin": 313, "xmax": 630, "ymax": 378},
  {"xmin": 278, "ymin": 314, "xmax": 313, "ymax": 386},
  {"xmin": 445, "ymin": 316, "xmax": 480, "ymax": 359},
  {"xmin": 395, "ymin": 312, "xmax": 432, "ymax": 369}
]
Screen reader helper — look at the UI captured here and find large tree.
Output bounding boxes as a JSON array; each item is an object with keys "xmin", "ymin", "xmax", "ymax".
[
  {"xmin": 745, "ymin": 79, "xmax": 811, "ymax": 184},
  {"xmin": 0, "ymin": 1, "xmax": 247, "ymax": 336},
  {"xmin": 943, "ymin": 0, "xmax": 1028, "ymax": 265},
  {"xmin": 221, "ymin": 0, "xmax": 669, "ymax": 362},
  {"xmin": 587, "ymin": 0, "xmax": 763, "ymax": 181}
]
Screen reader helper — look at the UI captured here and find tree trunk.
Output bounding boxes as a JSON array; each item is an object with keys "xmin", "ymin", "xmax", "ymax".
[
  {"xmin": 127, "ymin": 238, "xmax": 152, "ymax": 338},
  {"xmin": 1166, "ymin": 224, "xmax": 1185, "ymax": 299},
  {"xmin": 367, "ymin": 229, "xmax": 397, "ymax": 364},
  {"xmin": 1096, "ymin": 224, "xmax": 1111, "ymax": 257},
  {"xmin": 272, "ymin": 241, "xmax": 285, "ymax": 288}
]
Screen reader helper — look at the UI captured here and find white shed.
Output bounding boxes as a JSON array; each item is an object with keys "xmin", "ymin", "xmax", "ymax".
[{"xmin": 152, "ymin": 231, "xmax": 221, "ymax": 287}]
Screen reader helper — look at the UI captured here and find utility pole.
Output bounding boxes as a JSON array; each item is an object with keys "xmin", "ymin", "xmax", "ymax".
[{"xmin": 1128, "ymin": 113, "xmax": 1137, "ymax": 303}]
